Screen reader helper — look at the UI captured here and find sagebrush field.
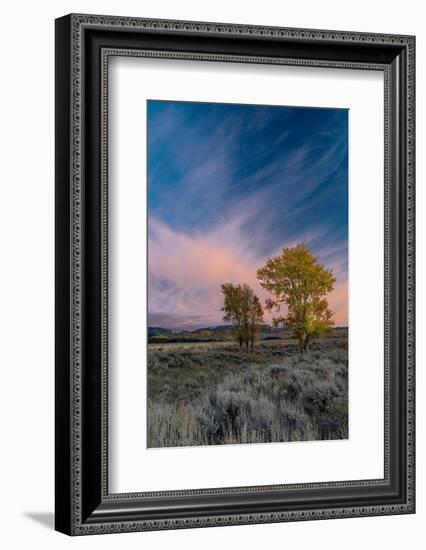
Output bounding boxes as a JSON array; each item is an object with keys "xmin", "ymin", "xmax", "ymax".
[{"xmin": 147, "ymin": 335, "xmax": 348, "ymax": 448}]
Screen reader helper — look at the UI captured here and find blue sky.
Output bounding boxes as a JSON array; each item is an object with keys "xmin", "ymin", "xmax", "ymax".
[{"xmin": 147, "ymin": 100, "xmax": 348, "ymax": 330}]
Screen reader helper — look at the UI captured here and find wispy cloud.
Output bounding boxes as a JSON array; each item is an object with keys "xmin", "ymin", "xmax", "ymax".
[{"xmin": 147, "ymin": 100, "xmax": 348, "ymax": 329}]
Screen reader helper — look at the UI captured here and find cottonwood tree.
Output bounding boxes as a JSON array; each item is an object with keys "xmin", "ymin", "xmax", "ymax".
[
  {"xmin": 249, "ymin": 294, "xmax": 264, "ymax": 352},
  {"xmin": 221, "ymin": 283, "xmax": 264, "ymax": 352},
  {"xmin": 257, "ymin": 242, "xmax": 335, "ymax": 354},
  {"xmin": 221, "ymin": 283, "xmax": 244, "ymax": 351}
]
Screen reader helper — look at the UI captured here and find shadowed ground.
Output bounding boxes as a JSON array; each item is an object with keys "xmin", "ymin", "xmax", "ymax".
[{"xmin": 147, "ymin": 338, "xmax": 348, "ymax": 448}]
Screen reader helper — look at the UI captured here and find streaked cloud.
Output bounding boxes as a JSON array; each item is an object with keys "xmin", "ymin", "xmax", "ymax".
[{"xmin": 147, "ymin": 100, "xmax": 348, "ymax": 329}]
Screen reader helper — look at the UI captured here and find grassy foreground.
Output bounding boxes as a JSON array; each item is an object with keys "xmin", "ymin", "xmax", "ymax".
[{"xmin": 147, "ymin": 338, "xmax": 348, "ymax": 448}]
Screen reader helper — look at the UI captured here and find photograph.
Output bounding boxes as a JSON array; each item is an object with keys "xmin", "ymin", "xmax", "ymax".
[
  {"xmin": 51, "ymin": 8, "xmax": 415, "ymax": 539},
  {"xmin": 146, "ymin": 99, "xmax": 349, "ymax": 448}
]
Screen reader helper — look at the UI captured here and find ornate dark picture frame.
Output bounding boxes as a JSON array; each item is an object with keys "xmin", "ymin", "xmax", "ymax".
[{"xmin": 55, "ymin": 14, "xmax": 415, "ymax": 535}]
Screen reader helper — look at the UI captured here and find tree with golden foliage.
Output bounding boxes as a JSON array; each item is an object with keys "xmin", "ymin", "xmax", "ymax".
[
  {"xmin": 257, "ymin": 242, "xmax": 335, "ymax": 354},
  {"xmin": 221, "ymin": 283, "xmax": 264, "ymax": 352}
]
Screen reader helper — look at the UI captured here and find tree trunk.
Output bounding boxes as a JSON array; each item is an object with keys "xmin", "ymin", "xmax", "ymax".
[
  {"xmin": 299, "ymin": 333, "xmax": 307, "ymax": 354},
  {"xmin": 300, "ymin": 334, "xmax": 311, "ymax": 355},
  {"xmin": 306, "ymin": 333, "xmax": 311, "ymax": 353}
]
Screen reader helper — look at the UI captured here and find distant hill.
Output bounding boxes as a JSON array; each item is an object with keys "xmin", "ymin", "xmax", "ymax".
[
  {"xmin": 191, "ymin": 325, "xmax": 234, "ymax": 334},
  {"xmin": 148, "ymin": 324, "xmax": 292, "ymax": 344},
  {"xmin": 148, "ymin": 327, "xmax": 173, "ymax": 337},
  {"xmin": 147, "ymin": 325, "xmax": 235, "ymax": 343},
  {"xmin": 147, "ymin": 323, "xmax": 348, "ymax": 344}
]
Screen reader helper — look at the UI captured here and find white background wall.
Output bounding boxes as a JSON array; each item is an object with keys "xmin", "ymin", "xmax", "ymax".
[{"xmin": 0, "ymin": 0, "xmax": 423, "ymax": 548}]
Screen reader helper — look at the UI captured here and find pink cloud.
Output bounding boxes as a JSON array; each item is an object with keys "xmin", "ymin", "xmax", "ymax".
[
  {"xmin": 328, "ymin": 280, "xmax": 348, "ymax": 327},
  {"xmin": 148, "ymin": 218, "xmax": 348, "ymax": 329}
]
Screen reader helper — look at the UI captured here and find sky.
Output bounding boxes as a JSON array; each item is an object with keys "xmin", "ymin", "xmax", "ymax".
[{"xmin": 147, "ymin": 100, "xmax": 348, "ymax": 330}]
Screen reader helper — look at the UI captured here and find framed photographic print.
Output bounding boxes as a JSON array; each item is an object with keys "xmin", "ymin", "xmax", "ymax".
[{"xmin": 55, "ymin": 14, "xmax": 415, "ymax": 535}]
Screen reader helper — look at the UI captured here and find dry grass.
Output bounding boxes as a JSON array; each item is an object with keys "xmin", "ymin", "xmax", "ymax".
[{"xmin": 147, "ymin": 338, "xmax": 348, "ymax": 448}]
